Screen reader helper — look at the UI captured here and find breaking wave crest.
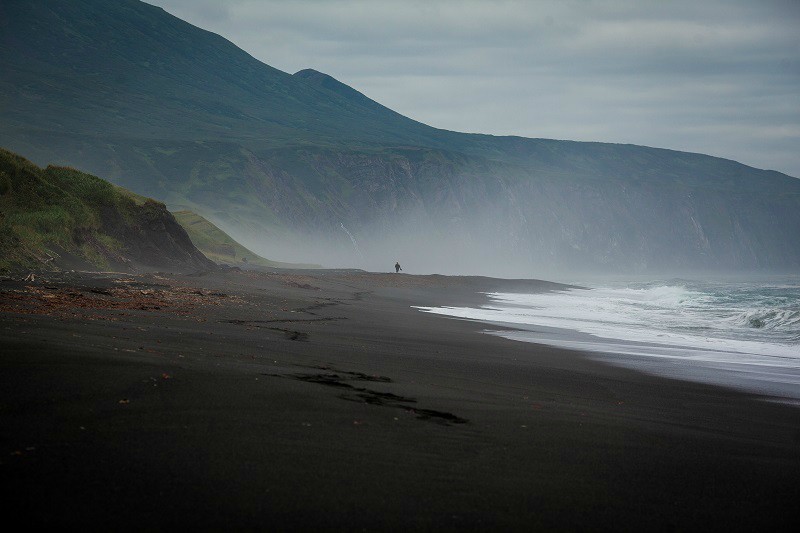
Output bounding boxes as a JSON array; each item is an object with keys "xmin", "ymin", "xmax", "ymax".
[
  {"xmin": 418, "ymin": 278, "xmax": 800, "ymax": 359},
  {"xmin": 732, "ymin": 308, "xmax": 800, "ymax": 336},
  {"xmin": 416, "ymin": 277, "xmax": 800, "ymax": 400}
]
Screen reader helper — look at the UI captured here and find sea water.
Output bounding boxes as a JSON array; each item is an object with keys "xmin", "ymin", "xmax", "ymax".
[{"xmin": 416, "ymin": 277, "xmax": 800, "ymax": 403}]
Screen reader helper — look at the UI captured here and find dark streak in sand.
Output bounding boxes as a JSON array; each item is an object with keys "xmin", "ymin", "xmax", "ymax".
[
  {"xmin": 267, "ymin": 367, "xmax": 468, "ymax": 425},
  {"xmin": 223, "ymin": 317, "xmax": 346, "ymax": 325}
]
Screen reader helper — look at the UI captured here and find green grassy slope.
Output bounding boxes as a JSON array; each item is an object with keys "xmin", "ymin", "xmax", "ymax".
[
  {"xmin": 0, "ymin": 148, "xmax": 135, "ymax": 270},
  {"xmin": 172, "ymin": 210, "xmax": 319, "ymax": 269},
  {"xmin": 0, "ymin": 147, "xmax": 213, "ymax": 272}
]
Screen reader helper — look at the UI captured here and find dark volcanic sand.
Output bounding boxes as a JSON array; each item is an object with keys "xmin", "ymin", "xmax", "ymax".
[{"xmin": 1, "ymin": 269, "xmax": 798, "ymax": 530}]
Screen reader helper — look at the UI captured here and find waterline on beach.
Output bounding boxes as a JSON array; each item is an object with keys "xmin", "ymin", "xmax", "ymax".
[{"xmin": 416, "ymin": 278, "xmax": 800, "ymax": 402}]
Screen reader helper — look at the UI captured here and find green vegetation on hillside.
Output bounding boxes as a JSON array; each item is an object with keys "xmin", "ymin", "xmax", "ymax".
[
  {"xmin": 0, "ymin": 148, "xmax": 213, "ymax": 273},
  {"xmin": 0, "ymin": 148, "xmax": 140, "ymax": 270},
  {"xmin": 172, "ymin": 210, "xmax": 319, "ymax": 269}
]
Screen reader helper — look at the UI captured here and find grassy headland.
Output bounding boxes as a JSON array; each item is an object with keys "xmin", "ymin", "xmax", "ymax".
[
  {"xmin": 0, "ymin": 148, "xmax": 212, "ymax": 273},
  {"xmin": 172, "ymin": 210, "xmax": 320, "ymax": 269}
]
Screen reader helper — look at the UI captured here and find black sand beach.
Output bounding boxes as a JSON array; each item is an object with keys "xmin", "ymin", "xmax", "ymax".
[{"xmin": 1, "ymin": 269, "xmax": 798, "ymax": 530}]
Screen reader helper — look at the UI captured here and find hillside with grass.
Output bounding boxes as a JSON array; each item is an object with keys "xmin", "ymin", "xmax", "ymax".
[
  {"xmin": 172, "ymin": 210, "xmax": 319, "ymax": 269},
  {"xmin": 0, "ymin": 148, "xmax": 214, "ymax": 273}
]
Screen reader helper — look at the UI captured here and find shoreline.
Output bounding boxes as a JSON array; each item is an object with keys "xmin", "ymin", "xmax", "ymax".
[
  {"xmin": 418, "ymin": 281, "xmax": 800, "ymax": 405},
  {"xmin": 1, "ymin": 269, "xmax": 799, "ymax": 529}
]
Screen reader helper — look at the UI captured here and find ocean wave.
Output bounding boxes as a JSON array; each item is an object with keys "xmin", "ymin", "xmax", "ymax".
[
  {"xmin": 591, "ymin": 285, "xmax": 707, "ymax": 308},
  {"xmin": 429, "ymin": 279, "xmax": 800, "ymax": 352},
  {"xmin": 732, "ymin": 308, "xmax": 800, "ymax": 331},
  {"xmin": 417, "ymin": 278, "xmax": 800, "ymax": 398}
]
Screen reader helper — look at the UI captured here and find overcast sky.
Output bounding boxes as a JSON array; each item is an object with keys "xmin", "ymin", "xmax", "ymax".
[{"xmin": 146, "ymin": 0, "xmax": 800, "ymax": 177}]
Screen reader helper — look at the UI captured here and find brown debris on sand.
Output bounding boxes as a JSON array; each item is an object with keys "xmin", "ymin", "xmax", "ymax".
[{"xmin": 0, "ymin": 278, "xmax": 245, "ymax": 320}]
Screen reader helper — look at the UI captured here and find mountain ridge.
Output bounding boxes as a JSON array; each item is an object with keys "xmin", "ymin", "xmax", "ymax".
[{"xmin": 1, "ymin": 0, "xmax": 798, "ymax": 274}]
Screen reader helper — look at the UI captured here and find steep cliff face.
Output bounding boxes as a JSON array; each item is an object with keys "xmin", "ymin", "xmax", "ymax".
[
  {"xmin": 224, "ymin": 147, "xmax": 800, "ymax": 275},
  {"xmin": 95, "ymin": 199, "xmax": 217, "ymax": 272}
]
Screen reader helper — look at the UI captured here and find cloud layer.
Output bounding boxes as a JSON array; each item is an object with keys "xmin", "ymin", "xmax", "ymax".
[{"xmin": 146, "ymin": 0, "xmax": 800, "ymax": 177}]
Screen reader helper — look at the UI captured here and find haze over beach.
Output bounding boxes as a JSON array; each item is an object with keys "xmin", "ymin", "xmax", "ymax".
[{"xmin": 1, "ymin": 1, "xmax": 799, "ymax": 530}]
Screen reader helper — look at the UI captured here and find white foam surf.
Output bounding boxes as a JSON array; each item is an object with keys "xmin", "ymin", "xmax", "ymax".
[{"xmin": 416, "ymin": 278, "xmax": 800, "ymax": 401}]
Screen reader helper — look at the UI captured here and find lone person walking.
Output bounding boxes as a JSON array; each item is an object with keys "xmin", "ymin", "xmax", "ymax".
[{"xmin": 395, "ymin": 261, "xmax": 402, "ymax": 273}]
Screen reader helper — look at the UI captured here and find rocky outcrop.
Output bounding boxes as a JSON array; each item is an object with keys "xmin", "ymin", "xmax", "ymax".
[{"xmin": 100, "ymin": 200, "xmax": 216, "ymax": 273}]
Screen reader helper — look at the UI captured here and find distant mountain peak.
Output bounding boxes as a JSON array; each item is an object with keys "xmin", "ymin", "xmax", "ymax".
[
  {"xmin": 293, "ymin": 68, "xmax": 385, "ymax": 110},
  {"xmin": 294, "ymin": 68, "xmax": 334, "ymax": 81}
]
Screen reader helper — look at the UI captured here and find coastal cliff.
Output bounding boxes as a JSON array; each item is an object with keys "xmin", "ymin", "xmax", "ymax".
[{"xmin": 0, "ymin": 149, "xmax": 215, "ymax": 273}]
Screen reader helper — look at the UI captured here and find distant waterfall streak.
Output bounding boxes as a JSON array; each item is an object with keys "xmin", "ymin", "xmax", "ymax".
[{"xmin": 340, "ymin": 223, "xmax": 365, "ymax": 261}]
